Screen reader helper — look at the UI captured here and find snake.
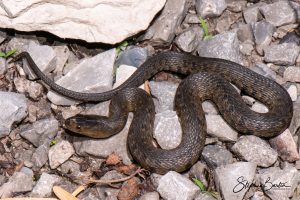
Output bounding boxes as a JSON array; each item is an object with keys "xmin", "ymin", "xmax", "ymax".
[{"xmin": 12, "ymin": 51, "xmax": 293, "ymax": 174}]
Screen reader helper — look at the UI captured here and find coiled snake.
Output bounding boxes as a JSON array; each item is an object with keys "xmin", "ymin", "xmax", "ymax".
[{"xmin": 12, "ymin": 51, "xmax": 293, "ymax": 174}]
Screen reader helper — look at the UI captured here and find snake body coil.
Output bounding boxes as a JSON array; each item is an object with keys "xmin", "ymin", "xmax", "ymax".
[{"xmin": 13, "ymin": 52, "xmax": 293, "ymax": 174}]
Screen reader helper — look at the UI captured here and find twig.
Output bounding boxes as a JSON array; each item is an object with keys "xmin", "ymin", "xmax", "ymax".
[{"xmin": 87, "ymin": 167, "xmax": 143, "ymax": 185}]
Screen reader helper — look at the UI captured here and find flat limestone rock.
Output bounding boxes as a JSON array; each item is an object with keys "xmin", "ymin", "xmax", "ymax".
[{"xmin": 0, "ymin": 0, "xmax": 166, "ymax": 44}]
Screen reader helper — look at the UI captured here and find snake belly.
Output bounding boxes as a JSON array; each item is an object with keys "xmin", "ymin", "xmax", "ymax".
[{"xmin": 14, "ymin": 51, "xmax": 293, "ymax": 174}]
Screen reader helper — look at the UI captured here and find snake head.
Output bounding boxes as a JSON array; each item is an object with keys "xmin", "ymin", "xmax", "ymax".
[{"xmin": 65, "ymin": 115, "xmax": 115, "ymax": 138}]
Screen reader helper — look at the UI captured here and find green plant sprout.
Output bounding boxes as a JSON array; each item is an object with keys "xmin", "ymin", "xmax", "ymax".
[
  {"xmin": 0, "ymin": 49, "xmax": 17, "ymax": 59},
  {"xmin": 193, "ymin": 177, "xmax": 219, "ymax": 199},
  {"xmin": 49, "ymin": 140, "xmax": 57, "ymax": 147},
  {"xmin": 116, "ymin": 40, "xmax": 128, "ymax": 55},
  {"xmin": 198, "ymin": 17, "xmax": 213, "ymax": 40}
]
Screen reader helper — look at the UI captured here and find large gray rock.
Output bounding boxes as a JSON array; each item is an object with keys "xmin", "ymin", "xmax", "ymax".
[
  {"xmin": 206, "ymin": 114, "xmax": 238, "ymax": 141},
  {"xmin": 113, "ymin": 64, "xmax": 144, "ymax": 89},
  {"xmin": 289, "ymin": 98, "xmax": 300, "ymax": 134},
  {"xmin": 157, "ymin": 171, "xmax": 200, "ymax": 200},
  {"xmin": 154, "ymin": 110, "xmax": 182, "ymax": 150},
  {"xmin": 253, "ymin": 20, "xmax": 275, "ymax": 55},
  {"xmin": 0, "ymin": 0, "xmax": 166, "ymax": 44},
  {"xmin": 149, "ymin": 81, "xmax": 179, "ymax": 113},
  {"xmin": 175, "ymin": 26, "xmax": 204, "ymax": 52},
  {"xmin": 232, "ymin": 135, "xmax": 278, "ymax": 167},
  {"xmin": 31, "ymin": 142, "xmax": 50, "ymax": 170},
  {"xmin": 73, "ymin": 115, "xmax": 133, "ymax": 165},
  {"xmin": 0, "ymin": 172, "xmax": 34, "ymax": 198},
  {"xmin": 144, "ymin": 0, "xmax": 190, "ymax": 45},
  {"xmin": 47, "ymin": 49, "xmax": 116, "ymax": 105},
  {"xmin": 195, "ymin": 0, "xmax": 227, "ymax": 18},
  {"xmin": 198, "ymin": 31, "xmax": 243, "ymax": 65},
  {"xmin": 259, "ymin": 1, "xmax": 296, "ymax": 27},
  {"xmin": 214, "ymin": 162, "xmax": 257, "ymax": 200},
  {"xmin": 0, "ymin": 92, "xmax": 27, "ymax": 138},
  {"xmin": 269, "ymin": 129, "xmax": 300, "ymax": 162},
  {"xmin": 202, "ymin": 145, "xmax": 233, "ymax": 168},
  {"xmin": 242, "ymin": 2, "xmax": 266, "ymax": 24},
  {"xmin": 258, "ymin": 167, "xmax": 298, "ymax": 200},
  {"xmin": 284, "ymin": 66, "xmax": 300, "ymax": 82},
  {"xmin": 30, "ymin": 173, "xmax": 60, "ymax": 197},
  {"xmin": 116, "ymin": 47, "xmax": 149, "ymax": 68},
  {"xmin": 19, "ymin": 118, "xmax": 59, "ymax": 147},
  {"xmin": 264, "ymin": 43, "xmax": 300, "ymax": 66},
  {"xmin": 48, "ymin": 140, "xmax": 75, "ymax": 169}
]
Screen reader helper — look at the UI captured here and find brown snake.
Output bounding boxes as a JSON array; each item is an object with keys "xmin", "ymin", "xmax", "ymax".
[{"xmin": 12, "ymin": 51, "xmax": 293, "ymax": 174}]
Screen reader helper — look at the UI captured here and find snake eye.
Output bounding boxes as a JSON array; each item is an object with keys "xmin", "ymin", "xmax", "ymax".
[{"xmin": 76, "ymin": 125, "xmax": 81, "ymax": 130}]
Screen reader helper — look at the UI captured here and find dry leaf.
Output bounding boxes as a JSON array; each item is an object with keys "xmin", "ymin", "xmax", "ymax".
[
  {"xmin": 117, "ymin": 178, "xmax": 139, "ymax": 200},
  {"xmin": 116, "ymin": 164, "xmax": 137, "ymax": 175},
  {"xmin": 106, "ymin": 153, "xmax": 121, "ymax": 166}
]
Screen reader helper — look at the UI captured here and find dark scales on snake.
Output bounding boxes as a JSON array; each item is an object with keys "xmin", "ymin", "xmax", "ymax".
[{"xmin": 12, "ymin": 51, "xmax": 293, "ymax": 174}]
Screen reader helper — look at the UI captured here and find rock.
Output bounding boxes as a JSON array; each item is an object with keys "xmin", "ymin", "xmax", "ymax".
[
  {"xmin": 250, "ymin": 63, "xmax": 276, "ymax": 80},
  {"xmin": 239, "ymin": 40, "xmax": 254, "ymax": 56},
  {"xmin": 279, "ymin": 32, "xmax": 300, "ymax": 45},
  {"xmin": 198, "ymin": 31, "xmax": 243, "ymax": 65},
  {"xmin": 184, "ymin": 13, "xmax": 201, "ymax": 24},
  {"xmin": 6, "ymin": 37, "xmax": 38, "ymax": 53},
  {"xmin": 113, "ymin": 65, "xmax": 144, "ymax": 89},
  {"xmin": 202, "ymin": 101, "xmax": 218, "ymax": 114},
  {"xmin": 116, "ymin": 47, "xmax": 149, "ymax": 68},
  {"xmin": 31, "ymin": 142, "xmax": 49, "ymax": 170},
  {"xmin": 214, "ymin": 162, "xmax": 257, "ymax": 200},
  {"xmin": 20, "ymin": 167, "xmax": 34, "ymax": 177},
  {"xmin": 0, "ymin": 31, "xmax": 6, "ymax": 44},
  {"xmin": 0, "ymin": 175, "xmax": 5, "ymax": 186},
  {"xmin": 201, "ymin": 145, "xmax": 233, "ymax": 168},
  {"xmin": 284, "ymin": 66, "xmax": 300, "ymax": 82},
  {"xmin": 157, "ymin": 171, "xmax": 200, "ymax": 200},
  {"xmin": 58, "ymin": 161, "xmax": 82, "ymax": 177},
  {"xmin": 194, "ymin": 192, "xmax": 217, "ymax": 200},
  {"xmin": 215, "ymin": 11, "xmax": 242, "ymax": 33},
  {"xmin": 258, "ymin": 167, "xmax": 298, "ymax": 200},
  {"xmin": 242, "ymin": 2, "xmax": 265, "ymax": 24},
  {"xmin": 19, "ymin": 118, "xmax": 59, "ymax": 147},
  {"xmin": 149, "ymin": 81, "xmax": 179, "ymax": 113},
  {"xmin": 144, "ymin": 0, "xmax": 190, "ymax": 45},
  {"xmin": 48, "ymin": 140, "xmax": 75, "ymax": 169},
  {"xmin": 25, "ymin": 41, "xmax": 57, "ymax": 78},
  {"xmin": 231, "ymin": 135, "xmax": 278, "ymax": 167},
  {"xmin": 0, "ymin": 57, "xmax": 7, "ymax": 75},
  {"xmin": 275, "ymin": 24, "xmax": 299, "ymax": 40},
  {"xmin": 154, "ymin": 110, "xmax": 182, "ymax": 149},
  {"xmin": 259, "ymin": 1, "xmax": 296, "ymax": 27},
  {"xmin": 206, "ymin": 114, "xmax": 238, "ymax": 141},
  {"xmin": 0, "ymin": 0, "xmax": 166, "ymax": 44},
  {"xmin": 47, "ymin": 49, "xmax": 116, "ymax": 105},
  {"xmin": 0, "ymin": 92, "xmax": 27, "ymax": 138},
  {"xmin": 140, "ymin": 192, "xmax": 160, "ymax": 200},
  {"xmin": 291, "ymin": 2, "xmax": 300, "ymax": 22},
  {"xmin": 14, "ymin": 77, "xmax": 44, "ymax": 100},
  {"xmin": 31, "ymin": 173, "xmax": 60, "ymax": 197},
  {"xmin": 253, "ymin": 20, "xmax": 275, "ymax": 55},
  {"xmin": 251, "ymin": 102, "xmax": 268, "ymax": 113},
  {"xmin": 83, "ymin": 101, "xmax": 110, "ymax": 116},
  {"xmin": 53, "ymin": 45, "xmax": 70, "ymax": 77},
  {"xmin": 0, "ymin": 171, "xmax": 34, "ymax": 198},
  {"xmin": 289, "ymin": 98, "xmax": 300, "ymax": 134},
  {"xmin": 237, "ymin": 24, "xmax": 254, "ymax": 43},
  {"xmin": 195, "ymin": 0, "xmax": 227, "ymax": 18},
  {"xmin": 73, "ymin": 115, "xmax": 133, "ymax": 165},
  {"xmin": 264, "ymin": 43, "xmax": 300, "ymax": 66},
  {"xmin": 226, "ymin": 0, "xmax": 246, "ymax": 13},
  {"xmin": 269, "ymin": 129, "xmax": 300, "ymax": 162},
  {"xmin": 287, "ymin": 84, "xmax": 298, "ymax": 101},
  {"xmin": 175, "ymin": 26, "xmax": 204, "ymax": 52},
  {"xmin": 251, "ymin": 191, "xmax": 268, "ymax": 200}
]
